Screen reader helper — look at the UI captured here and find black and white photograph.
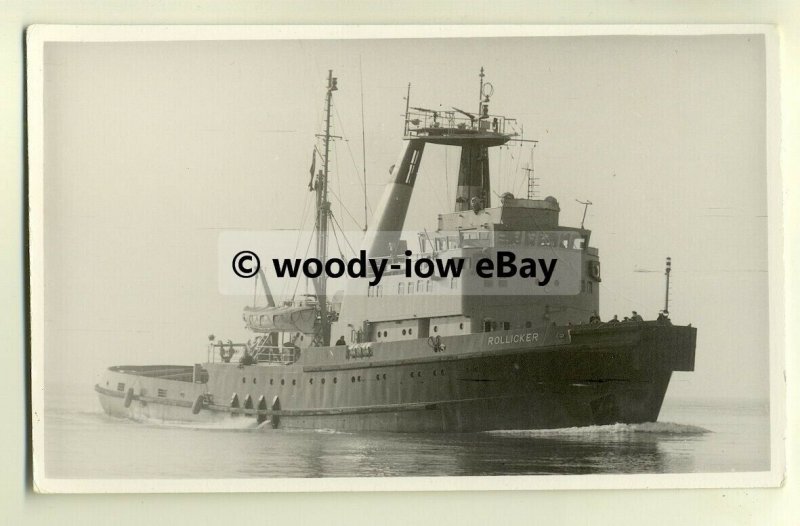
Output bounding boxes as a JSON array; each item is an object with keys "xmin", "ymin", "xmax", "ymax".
[{"xmin": 27, "ymin": 26, "xmax": 783, "ymax": 492}]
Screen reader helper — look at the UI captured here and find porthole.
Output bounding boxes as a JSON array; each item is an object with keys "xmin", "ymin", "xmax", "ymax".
[
  {"xmin": 383, "ymin": 331, "xmax": 388, "ymax": 337},
  {"xmin": 410, "ymin": 372, "xmax": 415, "ymax": 378},
  {"xmin": 357, "ymin": 375, "xmax": 362, "ymax": 382},
  {"xmin": 402, "ymin": 329, "xmax": 407, "ymax": 335},
  {"xmin": 309, "ymin": 378, "xmax": 314, "ymax": 385},
  {"xmin": 417, "ymin": 371, "xmax": 422, "ymax": 377},
  {"xmin": 321, "ymin": 378, "xmax": 326, "ymax": 385},
  {"xmin": 409, "ymin": 328, "xmax": 413, "ymax": 335},
  {"xmin": 292, "ymin": 379, "xmax": 296, "ymax": 386},
  {"xmin": 281, "ymin": 379, "xmax": 285, "ymax": 385},
  {"xmin": 440, "ymin": 369, "xmax": 445, "ymax": 376},
  {"xmin": 253, "ymin": 378, "xmax": 257, "ymax": 384},
  {"xmin": 376, "ymin": 374, "xmax": 381, "ymax": 381},
  {"xmin": 433, "ymin": 370, "xmax": 437, "ymax": 376},
  {"xmin": 382, "ymin": 374, "xmax": 387, "ymax": 380},
  {"xmin": 433, "ymin": 326, "xmax": 438, "ymax": 333},
  {"xmin": 241, "ymin": 377, "xmax": 246, "ymax": 384},
  {"xmin": 351, "ymin": 376, "xmax": 356, "ymax": 383},
  {"xmin": 333, "ymin": 377, "xmax": 338, "ymax": 384},
  {"xmin": 459, "ymin": 322, "xmax": 464, "ymax": 330},
  {"xmin": 270, "ymin": 379, "xmax": 274, "ymax": 385}
]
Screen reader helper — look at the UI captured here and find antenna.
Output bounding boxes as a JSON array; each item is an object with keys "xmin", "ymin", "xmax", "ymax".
[
  {"xmin": 359, "ymin": 57, "xmax": 368, "ymax": 232},
  {"xmin": 575, "ymin": 199, "xmax": 592, "ymax": 230},
  {"xmin": 403, "ymin": 82, "xmax": 411, "ymax": 135},
  {"xmin": 664, "ymin": 256, "xmax": 672, "ymax": 315},
  {"xmin": 522, "ymin": 145, "xmax": 539, "ymax": 199},
  {"xmin": 478, "ymin": 66, "xmax": 485, "ymax": 117}
]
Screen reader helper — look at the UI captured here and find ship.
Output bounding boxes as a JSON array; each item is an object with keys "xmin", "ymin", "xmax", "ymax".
[{"xmin": 95, "ymin": 69, "xmax": 696, "ymax": 432}]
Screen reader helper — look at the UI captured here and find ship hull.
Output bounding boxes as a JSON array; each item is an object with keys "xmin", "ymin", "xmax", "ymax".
[{"xmin": 96, "ymin": 322, "xmax": 695, "ymax": 432}]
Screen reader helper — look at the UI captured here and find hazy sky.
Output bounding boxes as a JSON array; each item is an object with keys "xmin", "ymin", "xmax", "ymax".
[{"xmin": 42, "ymin": 35, "xmax": 768, "ymax": 401}]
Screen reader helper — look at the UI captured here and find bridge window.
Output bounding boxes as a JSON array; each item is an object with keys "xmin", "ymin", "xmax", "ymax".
[
  {"xmin": 398, "ymin": 282, "xmax": 405, "ymax": 295},
  {"xmin": 417, "ymin": 280, "xmax": 424, "ymax": 293},
  {"xmin": 407, "ymin": 282, "xmax": 414, "ymax": 295},
  {"xmin": 426, "ymin": 281, "xmax": 432, "ymax": 293}
]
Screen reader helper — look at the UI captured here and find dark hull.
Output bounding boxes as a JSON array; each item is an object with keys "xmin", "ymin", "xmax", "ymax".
[{"xmin": 96, "ymin": 322, "xmax": 696, "ymax": 432}]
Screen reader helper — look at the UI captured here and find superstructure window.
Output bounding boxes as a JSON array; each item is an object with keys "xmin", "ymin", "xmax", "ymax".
[{"xmin": 398, "ymin": 282, "xmax": 405, "ymax": 295}]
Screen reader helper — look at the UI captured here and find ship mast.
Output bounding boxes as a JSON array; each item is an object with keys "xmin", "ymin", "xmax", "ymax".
[
  {"xmin": 664, "ymin": 256, "xmax": 672, "ymax": 315},
  {"xmin": 314, "ymin": 70, "xmax": 337, "ymax": 346}
]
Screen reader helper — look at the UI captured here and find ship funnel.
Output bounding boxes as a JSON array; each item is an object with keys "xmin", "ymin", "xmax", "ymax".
[{"xmin": 455, "ymin": 142, "xmax": 491, "ymax": 212}]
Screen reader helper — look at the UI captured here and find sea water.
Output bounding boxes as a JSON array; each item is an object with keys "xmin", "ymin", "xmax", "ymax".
[{"xmin": 42, "ymin": 388, "xmax": 770, "ymax": 479}]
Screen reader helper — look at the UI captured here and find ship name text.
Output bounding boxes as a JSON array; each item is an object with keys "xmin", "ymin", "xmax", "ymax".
[{"xmin": 487, "ymin": 332, "xmax": 541, "ymax": 346}]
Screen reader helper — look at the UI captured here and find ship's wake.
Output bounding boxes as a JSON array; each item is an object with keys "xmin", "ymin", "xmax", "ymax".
[
  {"xmin": 486, "ymin": 421, "xmax": 710, "ymax": 438},
  {"xmin": 128, "ymin": 415, "xmax": 272, "ymax": 431}
]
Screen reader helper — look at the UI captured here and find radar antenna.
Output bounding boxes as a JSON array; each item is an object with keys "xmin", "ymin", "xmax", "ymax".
[{"xmin": 575, "ymin": 199, "xmax": 593, "ymax": 230}]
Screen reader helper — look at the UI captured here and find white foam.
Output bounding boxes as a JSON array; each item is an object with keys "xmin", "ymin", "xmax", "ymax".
[
  {"xmin": 486, "ymin": 421, "xmax": 710, "ymax": 437},
  {"xmin": 131, "ymin": 415, "xmax": 267, "ymax": 431}
]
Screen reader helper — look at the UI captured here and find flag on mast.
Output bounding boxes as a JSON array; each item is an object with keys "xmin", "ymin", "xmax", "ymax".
[{"xmin": 308, "ymin": 149, "xmax": 317, "ymax": 190}]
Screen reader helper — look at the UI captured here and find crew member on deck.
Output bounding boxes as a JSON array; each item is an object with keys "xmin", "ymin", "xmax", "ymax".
[
  {"xmin": 335, "ymin": 336, "xmax": 346, "ymax": 346},
  {"xmin": 240, "ymin": 350, "xmax": 255, "ymax": 366},
  {"xmin": 631, "ymin": 311, "xmax": 644, "ymax": 322}
]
